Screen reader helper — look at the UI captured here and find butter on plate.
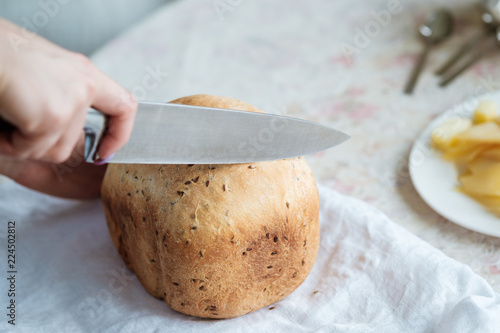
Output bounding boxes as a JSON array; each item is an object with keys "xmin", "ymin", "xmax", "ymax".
[{"xmin": 432, "ymin": 100, "xmax": 500, "ymax": 216}]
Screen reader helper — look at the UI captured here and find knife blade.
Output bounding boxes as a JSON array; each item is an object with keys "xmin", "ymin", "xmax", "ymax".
[
  {"xmin": 83, "ymin": 101, "xmax": 349, "ymax": 164},
  {"xmin": 0, "ymin": 101, "xmax": 348, "ymax": 164}
]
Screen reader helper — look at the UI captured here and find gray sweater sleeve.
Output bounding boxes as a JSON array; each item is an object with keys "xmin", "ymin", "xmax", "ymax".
[{"xmin": 0, "ymin": 0, "xmax": 167, "ymax": 55}]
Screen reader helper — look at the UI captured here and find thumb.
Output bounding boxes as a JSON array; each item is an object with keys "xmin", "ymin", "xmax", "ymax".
[{"xmin": 0, "ymin": 155, "xmax": 27, "ymax": 181}]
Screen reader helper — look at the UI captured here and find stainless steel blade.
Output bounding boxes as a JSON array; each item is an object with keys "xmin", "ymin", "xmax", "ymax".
[{"xmin": 109, "ymin": 101, "xmax": 349, "ymax": 164}]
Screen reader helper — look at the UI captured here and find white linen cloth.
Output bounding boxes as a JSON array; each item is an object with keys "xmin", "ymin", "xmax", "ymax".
[{"xmin": 0, "ymin": 179, "xmax": 498, "ymax": 333}]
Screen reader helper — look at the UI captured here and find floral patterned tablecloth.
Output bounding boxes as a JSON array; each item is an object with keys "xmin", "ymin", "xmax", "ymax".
[{"xmin": 70, "ymin": 0, "xmax": 500, "ymax": 291}]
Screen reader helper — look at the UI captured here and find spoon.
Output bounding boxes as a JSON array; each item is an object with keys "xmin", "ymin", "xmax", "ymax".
[
  {"xmin": 439, "ymin": 26, "xmax": 500, "ymax": 86},
  {"xmin": 404, "ymin": 9, "xmax": 454, "ymax": 94},
  {"xmin": 435, "ymin": 0, "xmax": 500, "ymax": 76}
]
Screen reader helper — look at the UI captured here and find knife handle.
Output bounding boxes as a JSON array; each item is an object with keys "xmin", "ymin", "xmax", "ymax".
[
  {"xmin": 0, "ymin": 109, "xmax": 107, "ymax": 163},
  {"xmin": 84, "ymin": 108, "xmax": 108, "ymax": 163}
]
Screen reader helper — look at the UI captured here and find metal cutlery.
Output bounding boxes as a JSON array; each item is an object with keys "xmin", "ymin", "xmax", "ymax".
[
  {"xmin": 436, "ymin": 0, "xmax": 500, "ymax": 86},
  {"xmin": 404, "ymin": 9, "xmax": 454, "ymax": 94}
]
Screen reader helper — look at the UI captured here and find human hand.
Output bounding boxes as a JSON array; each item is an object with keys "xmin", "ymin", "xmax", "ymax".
[
  {"xmin": 0, "ymin": 137, "xmax": 107, "ymax": 199},
  {"xmin": 0, "ymin": 18, "xmax": 137, "ymax": 163},
  {"xmin": 0, "ymin": 18, "xmax": 137, "ymax": 198}
]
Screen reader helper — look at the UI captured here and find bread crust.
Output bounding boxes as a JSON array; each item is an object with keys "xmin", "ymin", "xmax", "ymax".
[{"xmin": 101, "ymin": 94, "xmax": 320, "ymax": 318}]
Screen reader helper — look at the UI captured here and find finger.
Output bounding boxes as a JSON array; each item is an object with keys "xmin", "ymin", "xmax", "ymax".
[
  {"xmin": 0, "ymin": 154, "xmax": 26, "ymax": 180},
  {"xmin": 72, "ymin": 130, "xmax": 86, "ymax": 158},
  {"xmin": 91, "ymin": 70, "xmax": 137, "ymax": 160},
  {"xmin": 0, "ymin": 127, "xmax": 61, "ymax": 161},
  {"xmin": 0, "ymin": 132, "xmax": 15, "ymax": 155},
  {"xmin": 0, "ymin": 80, "xmax": 44, "ymax": 132},
  {"xmin": 40, "ymin": 106, "xmax": 87, "ymax": 163},
  {"xmin": 0, "ymin": 152, "xmax": 106, "ymax": 199}
]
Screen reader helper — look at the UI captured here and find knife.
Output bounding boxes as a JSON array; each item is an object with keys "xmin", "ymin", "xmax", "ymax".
[{"xmin": 1, "ymin": 101, "xmax": 349, "ymax": 164}]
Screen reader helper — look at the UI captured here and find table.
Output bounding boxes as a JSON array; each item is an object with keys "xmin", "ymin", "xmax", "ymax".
[
  {"xmin": 3, "ymin": 0, "xmax": 498, "ymax": 291},
  {"xmin": 89, "ymin": 0, "xmax": 500, "ymax": 290}
]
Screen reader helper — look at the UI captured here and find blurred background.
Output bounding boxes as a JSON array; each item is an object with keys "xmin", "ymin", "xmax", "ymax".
[{"xmin": 0, "ymin": 0, "xmax": 169, "ymax": 54}]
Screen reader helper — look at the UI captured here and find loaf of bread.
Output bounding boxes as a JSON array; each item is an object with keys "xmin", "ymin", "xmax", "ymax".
[{"xmin": 101, "ymin": 95, "xmax": 320, "ymax": 318}]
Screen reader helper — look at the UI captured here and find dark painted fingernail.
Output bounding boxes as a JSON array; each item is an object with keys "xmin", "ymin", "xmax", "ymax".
[{"xmin": 94, "ymin": 153, "xmax": 115, "ymax": 165}]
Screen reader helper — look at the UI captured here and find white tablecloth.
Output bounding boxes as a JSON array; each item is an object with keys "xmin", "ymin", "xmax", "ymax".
[{"xmin": 0, "ymin": 180, "xmax": 498, "ymax": 332}]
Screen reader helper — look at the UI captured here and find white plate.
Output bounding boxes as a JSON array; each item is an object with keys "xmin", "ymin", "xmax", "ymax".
[{"xmin": 409, "ymin": 92, "xmax": 500, "ymax": 237}]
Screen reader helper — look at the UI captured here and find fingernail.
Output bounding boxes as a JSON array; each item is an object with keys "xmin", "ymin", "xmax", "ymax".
[{"xmin": 94, "ymin": 153, "xmax": 115, "ymax": 165}]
